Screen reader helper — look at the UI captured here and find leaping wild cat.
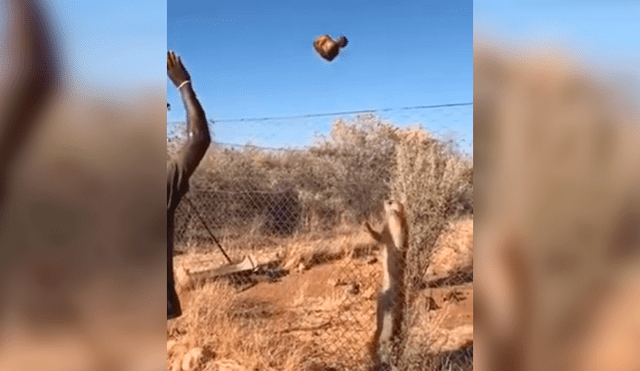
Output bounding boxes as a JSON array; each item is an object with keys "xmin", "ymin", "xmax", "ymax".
[{"xmin": 365, "ymin": 200, "xmax": 409, "ymax": 371}]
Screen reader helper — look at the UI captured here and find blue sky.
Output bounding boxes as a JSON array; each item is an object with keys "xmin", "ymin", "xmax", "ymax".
[
  {"xmin": 167, "ymin": 0, "xmax": 473, "ymax": 153},
  {"xmin": 474, "ymin": 1, "xmax": 640, "ymax": 78}
]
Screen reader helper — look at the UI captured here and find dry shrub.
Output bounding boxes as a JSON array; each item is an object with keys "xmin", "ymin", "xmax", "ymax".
[
  {"xmin": 172, "ymin": 115, "xmax": 471, "ymax": 242},
  {"xmin": 383, "ymin": 128, "xmax": 472, "ymax": 370},
  {"xmin": 171, "ymin": 115, "xmax": 404, "ymax": 243},
  {"xmin": 390, "ymin": 128, "xmax": 472, "ymax": 291},
  {"xmin": 309, "ymin": 114, "xmax": 400, "ymax": 223},
  {"xmin": 197, "ymin": 146, "xmax": 272, "ymax": 192}
]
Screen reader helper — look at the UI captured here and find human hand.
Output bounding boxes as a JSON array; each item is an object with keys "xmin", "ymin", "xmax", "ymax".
[{"xmin": 167, "ymin": 51, "xmax": 191, "ymax": 89}]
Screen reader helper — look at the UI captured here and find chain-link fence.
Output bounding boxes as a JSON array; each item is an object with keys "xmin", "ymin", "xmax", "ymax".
[{"xmin": 167, "ymin": 115, "xmax": 473, "ymax": 371}]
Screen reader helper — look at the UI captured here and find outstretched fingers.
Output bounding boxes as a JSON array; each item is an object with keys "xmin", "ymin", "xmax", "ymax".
[
  {"xmin": 167, "ymin": 50, "xmax": 182, "ymax": 71},
  {"xmin": 176, "ymin": 55, "xmax": 184, "ymax": 70},
  {"xmin": 166, "ymin": 50, "xmax": 191, "ymax": 88}
]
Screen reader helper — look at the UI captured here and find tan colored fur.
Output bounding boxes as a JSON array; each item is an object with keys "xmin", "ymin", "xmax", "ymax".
[{"xmin": 365, "ymin": 200, "xmax": 409, "ymax": 370}]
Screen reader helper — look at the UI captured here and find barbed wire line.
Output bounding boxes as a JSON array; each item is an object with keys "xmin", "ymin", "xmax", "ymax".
[
  {"xmin": 168, "ymin": 101, "xmax": 472, "ymax": 151},
  {"xmin": 212, "ymin": 141, "xmax": 307, "ymax": 151},
  {"xmin": 205, "ymin": 101, "xmax": 472, "ymax": 124}
]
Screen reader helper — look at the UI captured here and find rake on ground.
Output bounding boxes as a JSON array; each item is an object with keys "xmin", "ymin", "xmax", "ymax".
[{"xmin": 182, "ymin": 195, "xmax": 256, "ymax": 277}]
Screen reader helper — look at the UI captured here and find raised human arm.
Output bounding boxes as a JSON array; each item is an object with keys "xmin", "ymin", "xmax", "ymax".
[{"xmin": 167, "ymin": 51, "xmax": 211, "ymax": 180}]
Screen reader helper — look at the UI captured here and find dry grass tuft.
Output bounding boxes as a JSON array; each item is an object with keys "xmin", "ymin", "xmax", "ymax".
[{"xmin": 167, "ymin": 281, "xmax": 312, "ymax": 371}]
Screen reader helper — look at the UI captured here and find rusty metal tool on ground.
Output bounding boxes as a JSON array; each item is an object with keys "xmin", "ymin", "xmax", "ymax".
[{"xmin": 188, "ymin": 255, "xmax": 257, "ymax": 283}]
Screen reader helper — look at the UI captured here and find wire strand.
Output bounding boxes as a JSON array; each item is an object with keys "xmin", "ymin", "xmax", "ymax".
[{"xmin": 203, "ymin": 102, "xmax": 472, "ymax": 124}]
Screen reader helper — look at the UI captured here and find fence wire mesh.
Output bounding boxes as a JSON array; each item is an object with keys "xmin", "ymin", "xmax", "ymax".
[{"xmin": 167, "ymin": 114, "xmax": 473, "ymax": 371}]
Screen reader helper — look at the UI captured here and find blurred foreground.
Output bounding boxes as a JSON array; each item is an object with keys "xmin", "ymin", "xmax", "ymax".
[
  {"xmin": 0, "ymin": 0, "xmax": 166, "ymax": 370},
  {"xmin": 474, "ymin": 37, "xmax": 640, "ymax": 371}
]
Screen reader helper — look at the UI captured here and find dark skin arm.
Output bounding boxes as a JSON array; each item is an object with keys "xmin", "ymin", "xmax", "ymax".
[
  {"xmin": 167, "ymin": 51, "xmax": 210, "ymax": 320},
  {"xmin": 0, "ymin": 0, "xmax": 59, "ymax": 204},
  {"xmin": 167, "ymin": 51, "xmax": 211, "ymax": 179}
]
